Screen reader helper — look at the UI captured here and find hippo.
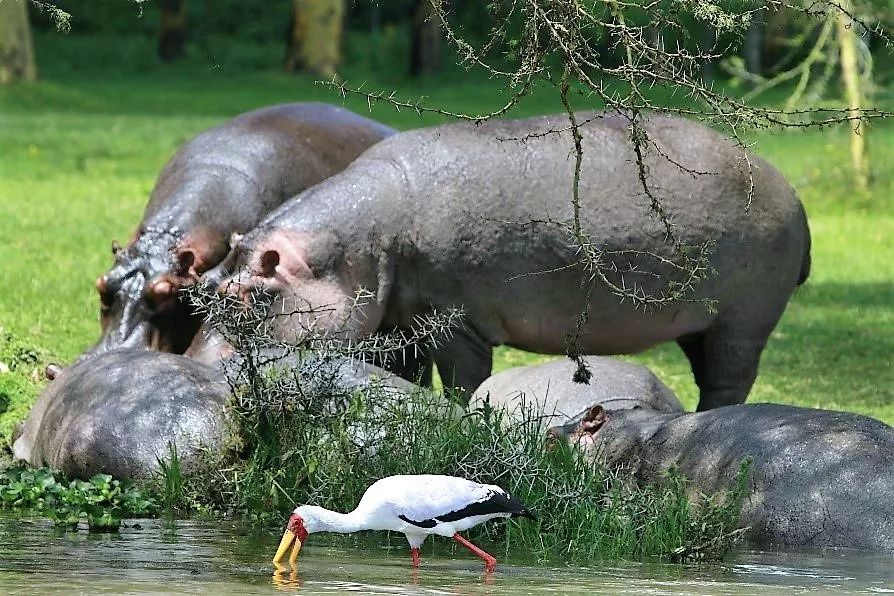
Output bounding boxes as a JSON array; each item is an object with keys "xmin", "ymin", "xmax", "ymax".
[
  {"xmin": 570, "ymin": 402, "xmax": 894, "ymax": 551},
  {"xmin": 472, "ymin": 356, "xmax": 684, "ymax": 429},
  {"xmin": 13, "ymin": 350, "xmax": 231, "ymax": 480},
  {"xmin": 189, "ymin": 112, "xmax": 811, "ymax": 411},
  {"xmin": 88, "ymin": 103, "xmax": 395, "ymax": 360},
  {"xmin": 13, "ymin": 349, "xmax": 427, "ymax": 480}
]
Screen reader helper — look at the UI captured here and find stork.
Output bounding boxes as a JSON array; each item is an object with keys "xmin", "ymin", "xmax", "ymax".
[{"xmin": 272, "ymin": 474, "xmax": 535, "ymax": 572}]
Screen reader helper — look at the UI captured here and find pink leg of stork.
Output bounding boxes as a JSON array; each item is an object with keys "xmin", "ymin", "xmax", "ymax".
[
  {"xmin": 411, "ymin": 547, "xmax": 421, "ymax": 568},
  {"xmin": 452, "ymin": 533, "xmax": 497, "ymax": 573}
]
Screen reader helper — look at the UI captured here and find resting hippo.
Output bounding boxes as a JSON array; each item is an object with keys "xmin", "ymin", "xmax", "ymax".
[
  {"xmin": 483, "ymin": 360, "xmax": 894, "ymax": 550},
  {"xmin": 13, "ymin": 349, "xmax": 424, "ymax": 480},
  {"xmin": 13, "ymin": 350, "xmax": 230, "ymax": 480},
  {"xmin": 571, "ymin": 403, "xmax": 894, "ymax": 550},
  {"xmin": 190, "ymin": 112, "xmax": 811, "ymax": 410},
  {"xmin": 472, "ymin": 356, "xmax": 684, "ymax": 429},
  {"xmin": 88, "ymin": 103, "xmax": 395, "ymax": 359}
]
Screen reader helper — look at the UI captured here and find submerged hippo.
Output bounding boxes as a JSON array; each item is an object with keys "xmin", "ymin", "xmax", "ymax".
[
  {"xmin": 472, "ymin": 356, "xmax": 684, "ymax": 428},
  {"xmin": 14, "ymin": 349, "xmax": 424, "ymax": 480},
  {"xmin": 189, "ymin": 112, "xmax": 810, "ymax": 410},
  {"xmin": 89, "ymin": 103, "xmax": 395, "ymax": 359}
]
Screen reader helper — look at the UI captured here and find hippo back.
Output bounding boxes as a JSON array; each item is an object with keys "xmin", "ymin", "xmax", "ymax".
[
  {"xmin": 600, "ymin": 403, "xmax": 894, "ymax": 550},
  {"xmin": 14, "ymin": 350, "xmax": 230, "ymax": 480},
  {"xmin": 472, "ymin": 356, "xmax": 683, "ymax": 430}
]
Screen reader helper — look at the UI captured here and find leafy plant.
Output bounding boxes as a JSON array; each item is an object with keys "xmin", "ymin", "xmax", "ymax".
[
  {"xmin": 175, "ymin": 284, "xmax": 752, "ymax": 563},
  {"xmin": 0, "ymin": 463, "xmax": 159, "ymax": 531}
]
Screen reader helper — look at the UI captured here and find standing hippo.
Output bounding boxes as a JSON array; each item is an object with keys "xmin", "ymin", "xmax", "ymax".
[
  {"xmin": 191, "ymin": 112, "xmax": 810, "ymax": 410},
  {"xmin": 89, "ymin": 103, "xmax": 395, "ymax": 358}
]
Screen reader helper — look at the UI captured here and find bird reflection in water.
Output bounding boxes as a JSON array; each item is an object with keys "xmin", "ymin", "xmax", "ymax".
[{"xmin": 271, "ymin": 566, "xmax": 302, "ymax": 590}]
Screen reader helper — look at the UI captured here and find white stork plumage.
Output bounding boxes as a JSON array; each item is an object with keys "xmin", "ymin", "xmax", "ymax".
[{"xmin": 272, "ymin": 474, "xmax": 535, "ymax": 572}]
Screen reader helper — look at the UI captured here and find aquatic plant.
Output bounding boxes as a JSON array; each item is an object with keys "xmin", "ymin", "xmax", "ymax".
[{"xmin": 0, "ymin": 463, "xmax": 159, "ymax": 531}]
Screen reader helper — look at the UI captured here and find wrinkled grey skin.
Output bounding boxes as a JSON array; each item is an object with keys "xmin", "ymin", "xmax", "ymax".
[
  {"xmin": 13, "ymin": 350, "xmax": 231, "ymax": 481},
  {"xmin": 190, "ymin": 112, "xmax": 811, "ymax": 411},
  {"xmin": 549, "ymin": 396, "xmax": 894, "ymax": 550},
  {"xmin": 88, "ymin": 103, "xmax": 395, "ymax": 360},
  {"xmin": 482, "ymin": 361, "xmax": 894, "ymax": 550},
  {"xmin": 13, "ymin": 349, "xmax": 426, "ymax": 481},
  {"xmin": 471, "ymin": 356, "xmax": 683, "ymax": 431}
]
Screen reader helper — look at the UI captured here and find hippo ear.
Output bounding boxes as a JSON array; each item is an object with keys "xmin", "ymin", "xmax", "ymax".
[
  {"xmin": 177, "ymin": 250, "xmax": 196, "ymax": 277},
  {"xmin": 95, "ymin": 275, "xmax": 114, "ymax": 307},
  {"xmin": 229, "ymin": 232, "xmax": 244, "ymax": 248},
  {"xmin": 578, "ymin": 405, "xmax": 609, "ymax": 434},
  {"xmin": 259, "ymin": 250, "xmax": 280, "ymax": 277}
]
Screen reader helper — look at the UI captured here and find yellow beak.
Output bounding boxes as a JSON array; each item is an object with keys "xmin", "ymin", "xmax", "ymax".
[{"xmin": 272, "ymin": 529, "xmax": 303, "ymax": 567}]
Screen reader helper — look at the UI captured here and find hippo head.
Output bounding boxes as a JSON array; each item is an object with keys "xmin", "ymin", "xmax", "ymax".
[
  {"xmin": 188, "ymin": 227, "xmax": 387, "ymax": 358},
  {"xmin": 87, "ymin": 227, "xmax": 220, "ymax": 359}
]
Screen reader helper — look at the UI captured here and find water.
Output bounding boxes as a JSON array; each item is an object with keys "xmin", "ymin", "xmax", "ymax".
[{"xmin": 1, "ymin": 513, "xmax": 892, "ymax": 595}]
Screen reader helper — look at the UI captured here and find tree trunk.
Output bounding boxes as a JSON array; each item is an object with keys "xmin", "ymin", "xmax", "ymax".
[
  {"xmin": 285, "ymin": 0, "xmax": 345, "ymax": 78},
  {"xmin": 158, "ymin": 0, "xmax": 186, "ymax": 62},
  {"xmin": 410, "ymin": 0, "xmax": 441, "ymax": 77},
  {"xmin": 834, "ymin": 5, "xmax": 870, "ymax": 192},
  {"xmin": 0, "ymin": 0, "xmax": 37, "ymax": 84},
  {"xmin": 743, "ymin": 15, "xmax": 765, "ymax": 78}
]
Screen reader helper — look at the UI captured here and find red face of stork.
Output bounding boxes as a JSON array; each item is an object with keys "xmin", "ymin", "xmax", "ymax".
[{"xmin": 272, "ymin": 513, "xmax": 309, "ymax": 568}]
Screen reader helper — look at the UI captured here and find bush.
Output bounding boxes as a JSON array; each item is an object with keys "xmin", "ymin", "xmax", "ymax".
[{"xmin": 177, "ymin": 286, "xmax": 750, "ymax": 562}]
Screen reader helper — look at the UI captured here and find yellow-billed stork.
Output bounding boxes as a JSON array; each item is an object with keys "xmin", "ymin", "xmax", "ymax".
[{"xmin": 272, "ymin": 474, "xmax": 534, "ymax": 572}]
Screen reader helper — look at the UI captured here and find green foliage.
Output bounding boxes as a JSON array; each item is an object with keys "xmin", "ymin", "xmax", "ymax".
[
  {"xmin": 0, "ymin": 463, "xmax": 159, "ymax": 531},
  {"xmin": 184, "ymin": 381, "xmax": 748, "ymax": 563},
  {"xmin": 155, "ymin": 442, "xmax": 185, "ymax": 514},
  {"xmin": 0, "ymin": 329, "xmax": 45, "ymax": 447}
]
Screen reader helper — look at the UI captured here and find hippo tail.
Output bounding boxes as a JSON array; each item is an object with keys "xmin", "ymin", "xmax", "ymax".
[{"xmin": 796, "ymin": 199, "xmax": 811, "ymax": 286}]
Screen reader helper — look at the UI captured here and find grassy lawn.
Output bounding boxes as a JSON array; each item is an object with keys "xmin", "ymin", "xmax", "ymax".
[{"xmin": 0, "ymin": 38, "xmax": 891, "ymax": 444}]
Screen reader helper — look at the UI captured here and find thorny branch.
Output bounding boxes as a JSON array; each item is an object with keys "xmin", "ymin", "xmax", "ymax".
[{"xmin": 186, "ymin": 283, "xmax": 463, "ymax": 413}]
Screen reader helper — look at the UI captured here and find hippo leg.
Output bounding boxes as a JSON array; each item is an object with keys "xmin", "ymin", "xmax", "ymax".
[
  {"xmin": 433, "ymin": 328, "xmax": 493, "ymax": 400},
  {"xmin": 678, "ymin": 322, "xmax": 767, "ymax": 411},
  {"xmin": 388, "ymin": 346, "xmax": 434, "ymax": 387}
]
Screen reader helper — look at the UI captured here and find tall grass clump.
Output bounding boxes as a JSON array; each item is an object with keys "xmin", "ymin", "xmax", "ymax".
[{"xmin": 183, "ymin": 286, "xmax": 749, "ymax": 562}]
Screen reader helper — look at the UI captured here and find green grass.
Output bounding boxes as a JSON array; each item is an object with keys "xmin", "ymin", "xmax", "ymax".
[{"xmin": 0, "ymin": 34, "xmax": 892, "ymax": 447}]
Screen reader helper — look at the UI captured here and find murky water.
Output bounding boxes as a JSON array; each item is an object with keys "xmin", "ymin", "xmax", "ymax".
[{"xmin": 0, "ymin": 513, "xmax": 892, "ymax": 595}]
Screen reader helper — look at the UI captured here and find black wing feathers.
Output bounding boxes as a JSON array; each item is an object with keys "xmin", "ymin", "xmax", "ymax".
[
  {"xmin": 399, "ymin": 514, "xmax": 437, "ymax": 528},
  {"xmin": 399, "ymin": 489, "xmax": 535, "ymax": 528}
]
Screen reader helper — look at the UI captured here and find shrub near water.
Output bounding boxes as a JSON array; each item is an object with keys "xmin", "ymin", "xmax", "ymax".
[
  {"xmin": 183, "ymin": 368, "xmax": 749, "ymax": 562},
  {"xmin": 176, "ymin": 286, "xmax": 750, "ymax": 563}
]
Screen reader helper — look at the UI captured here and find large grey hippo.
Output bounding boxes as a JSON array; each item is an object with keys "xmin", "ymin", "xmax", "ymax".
[
  {"xmin": 88, "ymin": 103, "xmax": 395, "ymax": 359},
  {"xmin": 189, "ymin": 112, "xmax": 810, "ymax": 411},
  {"xmin": 487, "ymin": 360, "xmax": 894, "ymax": 550}
]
